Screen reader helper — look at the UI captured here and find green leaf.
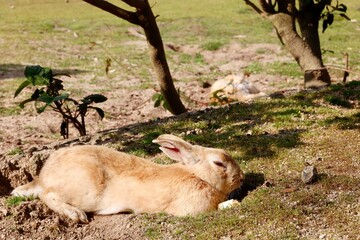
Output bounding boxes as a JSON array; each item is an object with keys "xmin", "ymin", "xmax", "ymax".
[
  {"xmin": 38, "ymin": 92, "xmax": 69, "ymax": 104},
  {"xmin": 89, "ymin": 107, "xmax": 105, "ymax": 119},
  {"xmin": 327, "ymin": 14, "xmax": 334, "ymax": 25},
  {"xmin": 152, "ymin": 93, "xmax": 161, "ymax": 100},
  {"xmin": 162, "ymin": 100, "xmax": 170, "ymax": 111},
  {"xmin": 53, "ymin": 92, "xmax": 70, "ymax": 102},
  {"xmin": 19, "ymin": 98, "xmax": 35, "ymax": 108},
  {"xmin": 339, "ymin": 13, "xmax": 351, "ymax": 21},
  {"xmin": 38, "ymin": 94, "xmax": 54, "ymax": 104},
  {"xmin": 24, "ymin": 65, "xmax": 53, "ymax": 86},
  {"xmin": 82, "ymin": 94, "xmax": 107, "ymax": 104},
  {"xmin": 154, "ymin": 98, "xmax": 161, "ymax": 107},
  {"xmin": 30, "ymin": 88, "xmax": 44, "ymax": 100},
  {"xmin": 337, "ymin": 4, "xmax": 347, "ymax": 12},
  {"xmin": 37, "ymin": 103, "xmax": 50, "ymax": 113},
  {"xmin": 14, "ymin": 80, "xmax": 31, "ymax": 98},
  {"xmin": 322, "ymin": 19, "xmax": 329, "ymax": 33}
]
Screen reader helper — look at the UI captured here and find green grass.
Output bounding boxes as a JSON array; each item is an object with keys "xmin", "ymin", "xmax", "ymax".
[
  {"xmin": 96, "ymin": 82, "xmax": 360, "ymax": 238},
  {"xmin": 201, "ymin": 41, "xmax": 224, "ymax": 51},
  {"xmin": 7, "ymin": 147, "xmax": 24, "ymax": 156},
  {"xmin": 6, "ymin": 196, "xmax": 35, "ymax": 206}
]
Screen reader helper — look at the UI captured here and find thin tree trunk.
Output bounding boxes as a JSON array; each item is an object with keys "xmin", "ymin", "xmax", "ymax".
[
  {"xmin": 136, "ymin": 2, "xmax": 187, "ymax": 114},
  {"xmin": 270, "ymin": 13, "xmax": 331, "ymax": 88},
  {"xmin": 83, "ymin": 0, "xmax": 186, "ymax": 115},
  {"xmin": 245, "ymin": 0, "xmax": 331, "ymax": 88},
  {"xmin": 298, "ymin": 2, "xmax": 331, "ymax": 87}
]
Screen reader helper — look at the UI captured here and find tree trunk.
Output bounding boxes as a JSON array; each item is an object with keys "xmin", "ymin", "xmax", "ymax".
[
  {"xmin": 136, "ymin": 2, "xmax": 187, "ymax": 114},
  {"xmin": 244, "ymin": 0, "xmax": 331, "ymax": 88},
  {"xmin": 82, "ymin": 0, "xmax": 187, "ymax": 115},
  {"xmin": 269, "ymin": 13, "xmax": 331, "ymax": 88},
  {"xmin": 298, "ymin": 3, "xmax": 331, "ymax": 88}
]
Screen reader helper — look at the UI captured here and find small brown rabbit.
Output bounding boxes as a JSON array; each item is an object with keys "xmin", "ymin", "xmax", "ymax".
[{"xmin": 12, "ymin": 134, "xmax": 243, "ymax": 223}]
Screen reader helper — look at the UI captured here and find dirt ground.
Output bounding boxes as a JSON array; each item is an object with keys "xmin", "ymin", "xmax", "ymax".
[{"xmin": 0, "ymin": 42, "xmax": 322, "ymax": 239}]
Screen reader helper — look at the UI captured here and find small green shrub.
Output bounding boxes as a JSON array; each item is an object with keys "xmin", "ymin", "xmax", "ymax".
[
  {"xmin": 14, "ymin": 65, "xmax": 107, "ymax": 138},
  {"xmin": 152, "ymin": 92, "xmax": 171, "ymax": 111}
]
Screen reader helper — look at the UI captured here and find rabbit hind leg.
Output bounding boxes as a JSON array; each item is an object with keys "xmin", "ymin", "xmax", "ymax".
[
  {"xmin": 40, "ymin": 191, "xmax": 89, "ymax": 223},
  {"xmin": 11, "ymin": 178, "xmax": 42, "ymax": 198}
]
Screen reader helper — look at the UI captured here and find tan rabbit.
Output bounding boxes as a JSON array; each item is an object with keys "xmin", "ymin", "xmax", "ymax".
[{"xmin": 11, "ymin": 134, "xmax": 243, "ymax": 223}]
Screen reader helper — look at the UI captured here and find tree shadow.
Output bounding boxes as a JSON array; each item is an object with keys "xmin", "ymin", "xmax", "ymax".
[
  {"xmin": 93, "ymin": 81, "xmax": 359, "ymax": 162},
  {"xmin": 98, "ymin": 99, "xmax": 306, "ymax": 163},
  {"xmin": 324, "ymin": 112, "xmax": 360, "ymax": 130},
  {"xmin": 0, "ymin": 63, "xmax": 88, "ymax": 80}
]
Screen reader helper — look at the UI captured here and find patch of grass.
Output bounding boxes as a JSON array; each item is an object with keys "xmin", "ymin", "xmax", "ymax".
[
  {"xmin": 267, "ymin": 61, "xmax": 303, "ymax": 78},
  {"xmin": 324, "ymin": 112, "xmax": 360, "ymax": 130},
  {"xmin": 141, "ymin": 131, "xmax": 162, "ymax": 145},
  {"xmin": 194, "ymin": 53, "xmax": 206, "ymax": 64},
  {"xmin": 325, "ymin": 95, "xmax": 352, "ymax": 108},
  {"xmin": 6, "ymin": 195, "xmax": 35, "ymax": 206},
  {"xmin": 144, "ymin": 227, "xmax": 161, "ymax": 239},
  {"xmin": 0, "ymin": 106, "xmax": 21, "ymax": 116},
  {"xmin": 244, "ymin": 62, "xmax": 263, "ymax": 74},
  {"xmin": 201, "ymin": 41, "xmax": 223, "ymax": 51},
  {"xmin": 245, "ymin": 61, "xmax": 302, "ymax": 78},
  {"xmin": 7, "ymin": 147, "xmax": 24, "ymax": 156}
]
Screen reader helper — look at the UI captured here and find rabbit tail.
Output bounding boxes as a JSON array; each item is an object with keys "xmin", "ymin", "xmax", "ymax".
[{"xmin": 11, "ymin": 178, "xmax": 42, "ymax": 198}]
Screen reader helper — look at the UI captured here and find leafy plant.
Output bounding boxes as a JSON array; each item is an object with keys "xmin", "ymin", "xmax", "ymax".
[
  {"xmin": 14, "ymin": 65, "xmax": 107, "ymax": 138},
  {"xmin": 152, "ymin": 92, "xmax": 171, "ymax": 111}
]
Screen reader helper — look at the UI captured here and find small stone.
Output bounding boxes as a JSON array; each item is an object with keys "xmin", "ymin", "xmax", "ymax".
[
  {"xmin": 220, "ymin": 237, "xmax": 232, "ymax": 240},
  {"xmin": 29, "ymin": 211, "xmax": 39, "ymax": 219},
  {"xmin": 301, "ymin": 165, "xmax": 318, "ymax": 184},
  {"xmin": 319, "ymin": 234, "xmax": 326, "ymax": 239},
  {"xmin": 0, "ymin": 208, "xmax": 8, "ymax": 217}
]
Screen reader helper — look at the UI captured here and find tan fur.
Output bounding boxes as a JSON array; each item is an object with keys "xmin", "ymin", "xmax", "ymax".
[{"xmin": 12, "ymin": 134, "xmax": 244, "ymax": 223}]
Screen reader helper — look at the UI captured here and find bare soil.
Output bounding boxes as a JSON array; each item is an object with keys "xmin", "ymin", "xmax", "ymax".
[{"xmin": 0, "ymin": 42, "xmax": 323, "ymax": 239}]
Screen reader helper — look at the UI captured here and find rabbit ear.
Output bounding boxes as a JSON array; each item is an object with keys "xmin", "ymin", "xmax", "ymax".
[{"xmin": 153, "ymin": 134, "xmax": 199, "ymax": 164}]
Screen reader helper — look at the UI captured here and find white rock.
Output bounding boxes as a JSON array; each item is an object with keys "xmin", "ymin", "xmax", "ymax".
[
  {"xmin": 218, "ymin": 199, "xmax": 240, "ymax": 210},
  {"xmin": 210, "ymin": 74, "xmax": 266, "ymax": 102}
]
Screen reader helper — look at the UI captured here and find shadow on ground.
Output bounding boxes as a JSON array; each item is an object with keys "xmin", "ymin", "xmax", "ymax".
[
  {"xmin": 0, "ymin": 63, "xmax": 88, "ymax": 80},
  {"xmin": 228, "ymin": 172, "xmax": 265, "ymax": 200},
  {"xmin": 1, "ymin": 81, "xmax": 358, "ymax": 197},
  {"xmin": 97, "ymin": 81, "xmax": 359, "ymax": 160}
]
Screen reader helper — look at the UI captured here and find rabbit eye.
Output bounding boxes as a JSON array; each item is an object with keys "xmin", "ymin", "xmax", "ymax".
[{"xmin": 213, "ymin": 161, "xmax": 226, "ymax": 168}]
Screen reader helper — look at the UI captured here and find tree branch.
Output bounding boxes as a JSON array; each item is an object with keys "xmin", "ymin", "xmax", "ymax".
[
  {"xmin": 121, "ymin": 0, "xmax": 146, "ymax": 9},
  {"xmin": 244, "ymin": 0, "xmax": 265, "ymax": 15},
  {"xmin": 83, "ymin": 0, "xmax": 140, "ymax": 25},
  {"xmin": 259, "ymin": 0, "xmax": 276, "ymax": 14}
]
